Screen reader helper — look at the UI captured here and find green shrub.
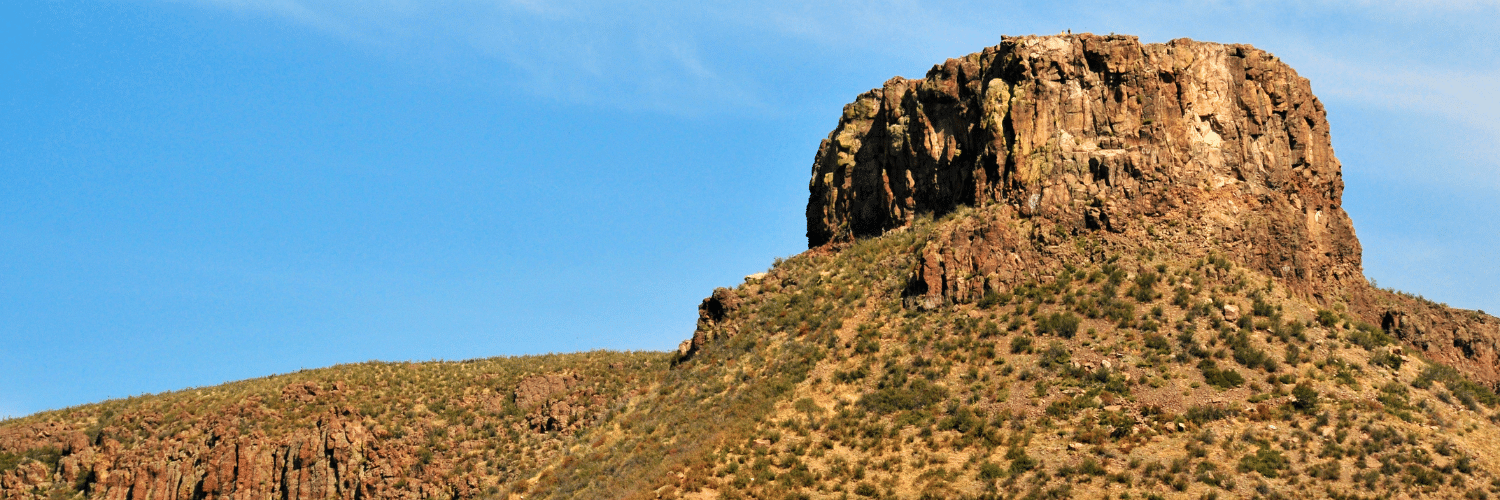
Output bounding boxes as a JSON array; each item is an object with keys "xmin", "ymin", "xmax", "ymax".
[
  {"xmin": 1046, "ymin": 395, "xmax": 1094, "ymax": 417},
  {"xmin": 1177, "ymin": 329, "xmax": 1208, "ymax": 359},
  {"xmin": 858, "ymin": 379, "xmax": 948, "ymax": 414},
  {"xmin": 937, "ymin": 406, "xmax": 982, "ymax": 435},
  {"xmin": 1194, "ymin": 462, "xmax": 1222, "ymax": 486},
  {"xmin": 1172, "ymin": 287, "xmax": 1192, "ymax": 307},
  {"xmin": 1291, "ymin": 383, "xmax": 1319, "ymax": 413},
  {"xmin": 1225, "ymin": 331, "xmax": 1274, "ymax": 371},
  {"xmin": 1307, "ymin": 460, "xmax": 1341, "ymax": 481},
  {"xmin": 1199, "ymin": 360, "xmax": 1244, "ymax": 389},
  {"xmin": 0, "ymin": 446, "xmax": 64, "ymax": 473},
  {"xmin": 1315, "ymin": 310, "xmax": 1339, "ymax": 327},
  {"xmin": 1130, "ymin": 271, "xmax": 1160, "ymax": 302},
  {"xmin": 833, "ymin": 367, "xmax": 869, "ymax": 384},
  {"xmin": 1144, "ymin": 334, "xmax": 1170, "ymax": 352},
  {"xmin": 1237, "ymin": 446, "xmax": 1288, "ymax": 478},
  {"xmin": 1078, "ymin": 458, "xmax": 1107, "ymax": 476},
  {"xmin": 1347, "ymin": 323, "xmax": 1393, "ymax": 350},
  {"xmin": 1251, "ymin": 295, "xmax": 1275, "ymax": 317},
  {"xmin": 1184, "ymin": 405, "xmax": 1233, "ymax": 424},
  {"xmin": 1406, "ymin": 464, "xmax": 1442, "ymax": 486},
  {"xmin": 1010, "ymin": 336, "xmax": 1034, "ymax": 354},
  {"xmin": 1007, "ymin": 447, "xmax": 1038, "ymax": 475},
  {"xmin": 1369, "ymin": 349, "xmax": 1404, "ymax": 371},
  {"xmin": 978, "ymin": 291, "xmax": 1011, "ymax": 309},
  {"xmin": 978, "ymin": 461, "xmax": 1005, "ymax": 480},
  {"xmin": 1039, "ymin": 341, "xmax": 1071, "ymax": 370},
  {"xmin": 1274, "ymin": 319, "xmax": 1306, "ymax": 342},
  {"xmin": 1036, "ymin": 312, "xmax": 1081, "ymax": 338}
]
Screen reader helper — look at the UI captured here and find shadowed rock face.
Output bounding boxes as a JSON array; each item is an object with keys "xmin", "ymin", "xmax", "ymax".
[{"xmin": 806, "ymin": 34, "xmax": 1362, "ymax": 300}]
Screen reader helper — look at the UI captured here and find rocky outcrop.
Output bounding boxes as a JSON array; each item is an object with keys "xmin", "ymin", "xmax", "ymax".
[
  {"xmin": 807, "ymin": 34, "xmax": 1363, "ymax": 302},
  {"xmin": 1370, "ymin": 293, "xmax": 1500, "ymax": 389},
  {"xmin": 0, "ymin": 368, "xmax": 630, "ymax": 500},
  {"xmin": 514, "ymin": 373, "xmax": 580, "ymax": 409},
  {"xmin": 514, "ymin": 373, "xmax": 605, "ymax": 433},
  {"xmin": 902, "ymin": 206, "xmax": 1044, "ymax": 306},
  {"xmin": 0, "ymin": 400, "xmax": 441, "ymax": 500},
  {"xmin": 804, "ymin": 33, "xmax": 1500, "ymax": 391},
  {"xmin": 681, "ymin": 287, "xmax": 744, "ymax": 359}
]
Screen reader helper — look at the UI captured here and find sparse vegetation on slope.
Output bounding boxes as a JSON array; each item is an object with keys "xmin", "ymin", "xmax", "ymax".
[
  {"xmin": 654, "ymin": 207, "xmax": 1500, "ymax": 500},
  {"xmin": 0, "ymin": 352, "xmax": 668, "ymax": 499}
]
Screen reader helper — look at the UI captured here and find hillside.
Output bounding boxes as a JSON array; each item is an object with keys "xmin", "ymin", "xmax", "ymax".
[{"xmin": 5, "ymin": 34, "xmax": 1500, "ymax": 500}]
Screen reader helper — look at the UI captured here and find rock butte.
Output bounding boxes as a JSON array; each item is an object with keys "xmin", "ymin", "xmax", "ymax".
[
  {"xmin": 797, "ymin": 33, "xmax": 1498, "ymax": 388},
  {"xmin": 806, "ymin": 34, "xmax": 1359, "ymax": 300}
]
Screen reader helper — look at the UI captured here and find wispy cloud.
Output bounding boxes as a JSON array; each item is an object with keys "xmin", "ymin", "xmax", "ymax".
[
  {"xmin": 1322, "ymin": 0, "xmax": 1500, "ymax": 10},
  {"xmin": 1346, "ymin": 69, "xmax": 1500, "ymax": 137},
  {"xmin": 1307, "ymin": 56, "xmax": 1500, "ymax": 176},
  {"xmin": 172, "ymin": 0, "xmax": 770, "ymax": 113},
  {"xmin": 169, "ymin": 0, "xmax": 1500, "ymax": 144},
  {"xmin": 1266, "ymin": 26, "xmax": 1500, "ymax": 189}
]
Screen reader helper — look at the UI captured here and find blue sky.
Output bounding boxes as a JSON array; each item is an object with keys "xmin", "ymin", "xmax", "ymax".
[{"xmin": 2, "ymin": 0, "xmax": 1497, "ymax": 418}]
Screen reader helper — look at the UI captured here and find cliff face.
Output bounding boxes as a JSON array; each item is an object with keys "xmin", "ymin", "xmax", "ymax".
[
  {"xmin": 806, "ymin": 34, "xmax": 1362, "ymax": 302},
  {"xmin": 803, "ymin": 34, "xmax": 1500, "ymax": 389}
]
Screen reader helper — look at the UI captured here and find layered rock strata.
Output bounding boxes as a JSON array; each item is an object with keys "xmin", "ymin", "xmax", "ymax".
[{"xmin": 806, "ymin": 34, "xmax": 1362, "ymax": 301}]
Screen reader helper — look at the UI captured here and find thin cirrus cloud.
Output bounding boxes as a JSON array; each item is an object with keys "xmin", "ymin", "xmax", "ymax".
[
  {"xmin": 1309, "ymin": 59, "xmax": 1500, "ymax": 184},
  {"xmin": 173, "ymin": 0, "xmax": 768, "ymax": 114},
  {"xmin": 174, "ymin": 0, "xmax": 1498, "ymax": 176}
]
